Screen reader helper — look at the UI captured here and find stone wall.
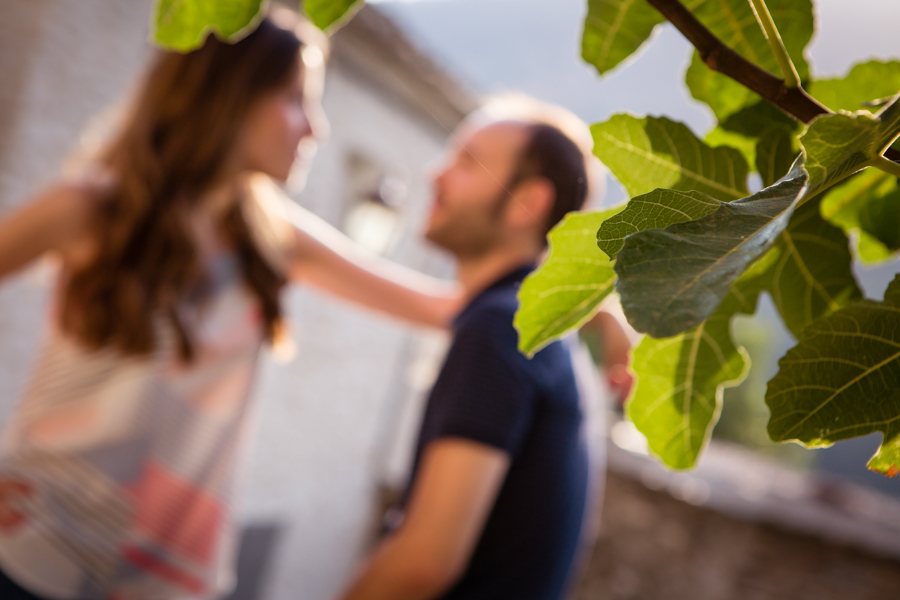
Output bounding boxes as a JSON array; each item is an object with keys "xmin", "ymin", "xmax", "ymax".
[{"xmin": 573, "ymin": 468, "xmax": 900, "ymax": 600}]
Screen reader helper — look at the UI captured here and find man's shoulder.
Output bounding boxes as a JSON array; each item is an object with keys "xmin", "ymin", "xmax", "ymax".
[
  {"xmin": 453, "ymin": 286, "xmax": 525, "ymax": 358},
  {"xmin": 453, "ymin": 286, "xmax": 573, "ymax": 379},
  {"xmin": 455, "ymin": 287, "xmax": 518, "ymax": 333}
]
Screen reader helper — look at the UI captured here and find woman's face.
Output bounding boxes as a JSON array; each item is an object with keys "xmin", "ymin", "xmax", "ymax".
[{"xmin": 237, "ymin": 60, "xmax": 328, "ymax": 183}]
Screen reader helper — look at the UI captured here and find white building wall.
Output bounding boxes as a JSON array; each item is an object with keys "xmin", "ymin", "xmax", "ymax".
[
  {"xmin": 0, "ymin": 3, "xmax": 455, "ymax": 600},
  {"xmin": 0, "ymin": 0, "xmax": 155, "ymax": 421}
]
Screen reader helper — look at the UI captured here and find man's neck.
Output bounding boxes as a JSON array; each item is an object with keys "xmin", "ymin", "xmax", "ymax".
[{"xmin": 455, "ymin": 243, "xmax": 542, "ymax": 303}]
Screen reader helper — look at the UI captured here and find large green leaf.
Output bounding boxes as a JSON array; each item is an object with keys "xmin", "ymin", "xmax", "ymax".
[
  {"xmin": 596, "ymin": 189, "xmax": 720, "ymax": 260},
  {"xmin": 821, "ymin": 168, "xmax": 900, "ymax": 263},
  {"xmin": 628, "ymin": 285, "xmax": 751, "ymax": 469},
  {"xmin": 592, "ymin": 115, "xmax": 749, "ymax": 200},
  {"xmin": 686, "ymin": 54, "xmax": 756, "ymax": 126},
  {"xmin": 519, "ymin": 187, "xmax": 750, "ymax": 468},
  {"xmin": 595, "ymin": 189, "xmax": 751, "ymax": 469},
  {"xmin": 803, "ymin": 102, "xmax": 900, "ymax": 193},
  {"xmin": 515, "ymin": 208, "xmax": 621, "ymax": 356},
  {"xmin": 755, "ymin": 124, "xmax": 797, "ymax": 187},
  {"xmin": 152, "ymin": 0, "xmax": 266, "ymax": 51},
  {"xmin": 767, "ymin": 274, "xmax": 900, "ymax": 476},
  {"xmin": 809, "ymin": 60, "xmax": 900, "ymax": 113},
  {"xmin": 616, "ymin": 161, "xmax": 807, "ymax": 338},
  {"xmin": 625, "ymin": 185, "xmax": 858, "ymax": 470},
  {"xmin": 705, "ymin": 127, "xmax": 759, "ymax": 170},
  {"xmin": 615, "ymin": 95, "xmax": 900, "ymax": 338},
  {"xmin": 705, "ymin": 101, "xmax": 800, "ymax": 172},
  {"xmin": 304, "ymin": 0, "xmax": 363, "ymax": 31},
  {"xmin": 739, "ymin": 199, "xmax": 861, "ymax": 338},
  {"xmin": 623, "ymin": 188, "xmax": 859, "ymax": 469},
  {"xmin": 685, "ymin": 0, "xmax": 813, "ymax": 123},
  {"xmin": 581, "ymin": 0, "xmax": 665, "ymax": 76}
]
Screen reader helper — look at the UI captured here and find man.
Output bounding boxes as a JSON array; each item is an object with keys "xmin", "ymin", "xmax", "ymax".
[{"xmin": 337, "ymin": 98, "xmax": 613, "ymax": 600}]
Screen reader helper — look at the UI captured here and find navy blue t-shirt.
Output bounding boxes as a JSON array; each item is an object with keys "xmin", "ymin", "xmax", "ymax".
[{"xmin": 407, "ymin": 265, "xmax": 589, "ymax": 600}]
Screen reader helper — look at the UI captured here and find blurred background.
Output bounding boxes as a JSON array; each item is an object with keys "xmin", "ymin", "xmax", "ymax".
[{"xmin": 1, "ymin": 0, "xmax": 899, "ymax": 599}]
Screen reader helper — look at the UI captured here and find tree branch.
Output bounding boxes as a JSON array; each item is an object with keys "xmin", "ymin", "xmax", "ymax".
[{"xmin": 645, "ymin": 0, "xmax": 900, "ymax": 162}]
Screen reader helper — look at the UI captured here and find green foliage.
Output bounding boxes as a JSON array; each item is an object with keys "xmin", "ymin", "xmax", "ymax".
[
  {"xmin": 591, "ymin": 115, "xmax": 748, "ymax": 200},
  {"xmin": 520, "ymin": 0, "xmax": 900, "ymax": 472},
  {"xmin": 598, "ymin": 188, "xmax": 858, "ymax": 469},
  {"xmin": 628, "ymin": 297, "xmax": 748, "ymax": 469},
  {"xmin": 614, "ymin": 161, "xmax": 807, "ymax": 338},
  {"xmin": 706, "ymin": 102, "xmax": 800, "ymax": 172},
  {"xmin": 740, "ymin": 198, "xmax": 861, "ymax": 338},
  {"xmin": 515, "ymin": 209, "xmax": 621, "ymax": 356},
  {"xmin": 705, "ymin": 127, "xmax": 759, "ymax": 170},
  {"xmin": 596, "ymin": 189, "xmax": 720, "ymax": 259},
  {"xmin": 595, "ymin": 187, "xmax": 757, "ymax": 468},
  {"xmin": 755, "ymin": 124, "xmax": 796, "ymax": 187},
  {"xmin": 714, "ymin": 314, "xmax": 815, "ymax": 469},
  {"xmin": 582, "ymin": 0, "xmax": 664, "ymax": 75},
  {"xmin": 685, "ymin": 0, "xmax": 813, "ymax": 122},
  {"xmin": 613, "ymin": 97, "xmax": 900, "ymax": 339},
  {"xmin": 809, "ymin": 60, "xmax": 900, "ymax": 113},
  {"xmin": 151, "ymin": 0, "xmax": 365, "ymax": 51},
  {"xmin": 304, "ymin": 0, "xmax": 364, "ymax": 31},
  {"xmin": 803, "ymin": 98, "xmax": 900, "ymax": 193},
  {"xmin": 821, "ymin": 169, "xmax": 900, "ymax": 262},
  {"xmin": 152, "ymin": 0, "xmax": 266, "ymax": 51},
  {"xmin": 767, "ymin": 274, "xmax": 900, "ymax": 476}
]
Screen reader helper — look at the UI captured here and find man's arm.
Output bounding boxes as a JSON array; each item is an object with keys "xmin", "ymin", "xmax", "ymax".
[{"xmin": 337, "ymin": 439, "xmax": 510, "ymax": 600}]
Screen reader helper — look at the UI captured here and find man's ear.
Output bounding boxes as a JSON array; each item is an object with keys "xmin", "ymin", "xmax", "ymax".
[{"xmin": 508, "ymin": 177, "xmax": 555, "ymax": 230}]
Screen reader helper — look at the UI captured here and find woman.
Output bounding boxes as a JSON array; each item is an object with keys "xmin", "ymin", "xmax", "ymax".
[{"xmin": 0, "ymin": 14, "xmax": 458, "ymax": 600}]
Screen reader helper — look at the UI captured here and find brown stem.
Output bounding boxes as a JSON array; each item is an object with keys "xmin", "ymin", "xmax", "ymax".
[{"xmin": 646, "ymin": 0, "xmax": 900, "ymax": 162}]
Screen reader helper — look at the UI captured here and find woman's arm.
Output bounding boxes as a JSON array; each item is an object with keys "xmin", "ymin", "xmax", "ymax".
[
  {"xmin": 0, "ymin": 181, "xmax": 97, "ymax": 281},
  {"xmin": 281, "ymin": 202, "xmax": 462, "ymax": 329}
]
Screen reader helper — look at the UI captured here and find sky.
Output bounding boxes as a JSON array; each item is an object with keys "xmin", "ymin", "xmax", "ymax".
[
  {"xmin": 371, "ymin": 0, "xmax": 900, "ymax": 125},
  {"xmin": 371, "ymin": 0, "xmax": 900, "ymax": 188}
]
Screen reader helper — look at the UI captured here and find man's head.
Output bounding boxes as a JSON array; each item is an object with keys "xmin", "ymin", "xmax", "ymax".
[{"xmin": 425, "ymin": 96, "xmax": 596, "ymax": 260}]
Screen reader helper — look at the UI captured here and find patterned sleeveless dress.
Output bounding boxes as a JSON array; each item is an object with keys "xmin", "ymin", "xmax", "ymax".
[{"xmin": 0, "ymin": 247, "xmax": 267, "ymax": 600}]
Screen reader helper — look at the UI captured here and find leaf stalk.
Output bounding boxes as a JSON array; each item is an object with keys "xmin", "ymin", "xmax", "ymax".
[
  {"xmin": 748, "ymin": 0, "xmax": 801, "ymax": 88},
  {"xmin": 872, "ymin": 156, "xmax": 900, "ymax": 178}
]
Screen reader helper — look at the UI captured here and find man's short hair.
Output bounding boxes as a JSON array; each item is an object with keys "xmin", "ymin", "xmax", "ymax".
[{"xmin": 473, "ymin": 94, "xmax": 600, "ymax": 237}]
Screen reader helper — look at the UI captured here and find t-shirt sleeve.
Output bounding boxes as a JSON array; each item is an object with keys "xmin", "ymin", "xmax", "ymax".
[{"xmin": 427, "ymin": 308, "xmax": 538, "ymax": 456}]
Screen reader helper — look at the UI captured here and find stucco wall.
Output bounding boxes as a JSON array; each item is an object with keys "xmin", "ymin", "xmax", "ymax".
[{"xmin": 0, "ymin": 0, "xmax": 155, "ymax": 420}]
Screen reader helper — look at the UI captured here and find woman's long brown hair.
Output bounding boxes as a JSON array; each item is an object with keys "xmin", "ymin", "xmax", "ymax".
[{"xmin": 62, "ymin": 18, "xmax": 306, "ymax": 361}]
